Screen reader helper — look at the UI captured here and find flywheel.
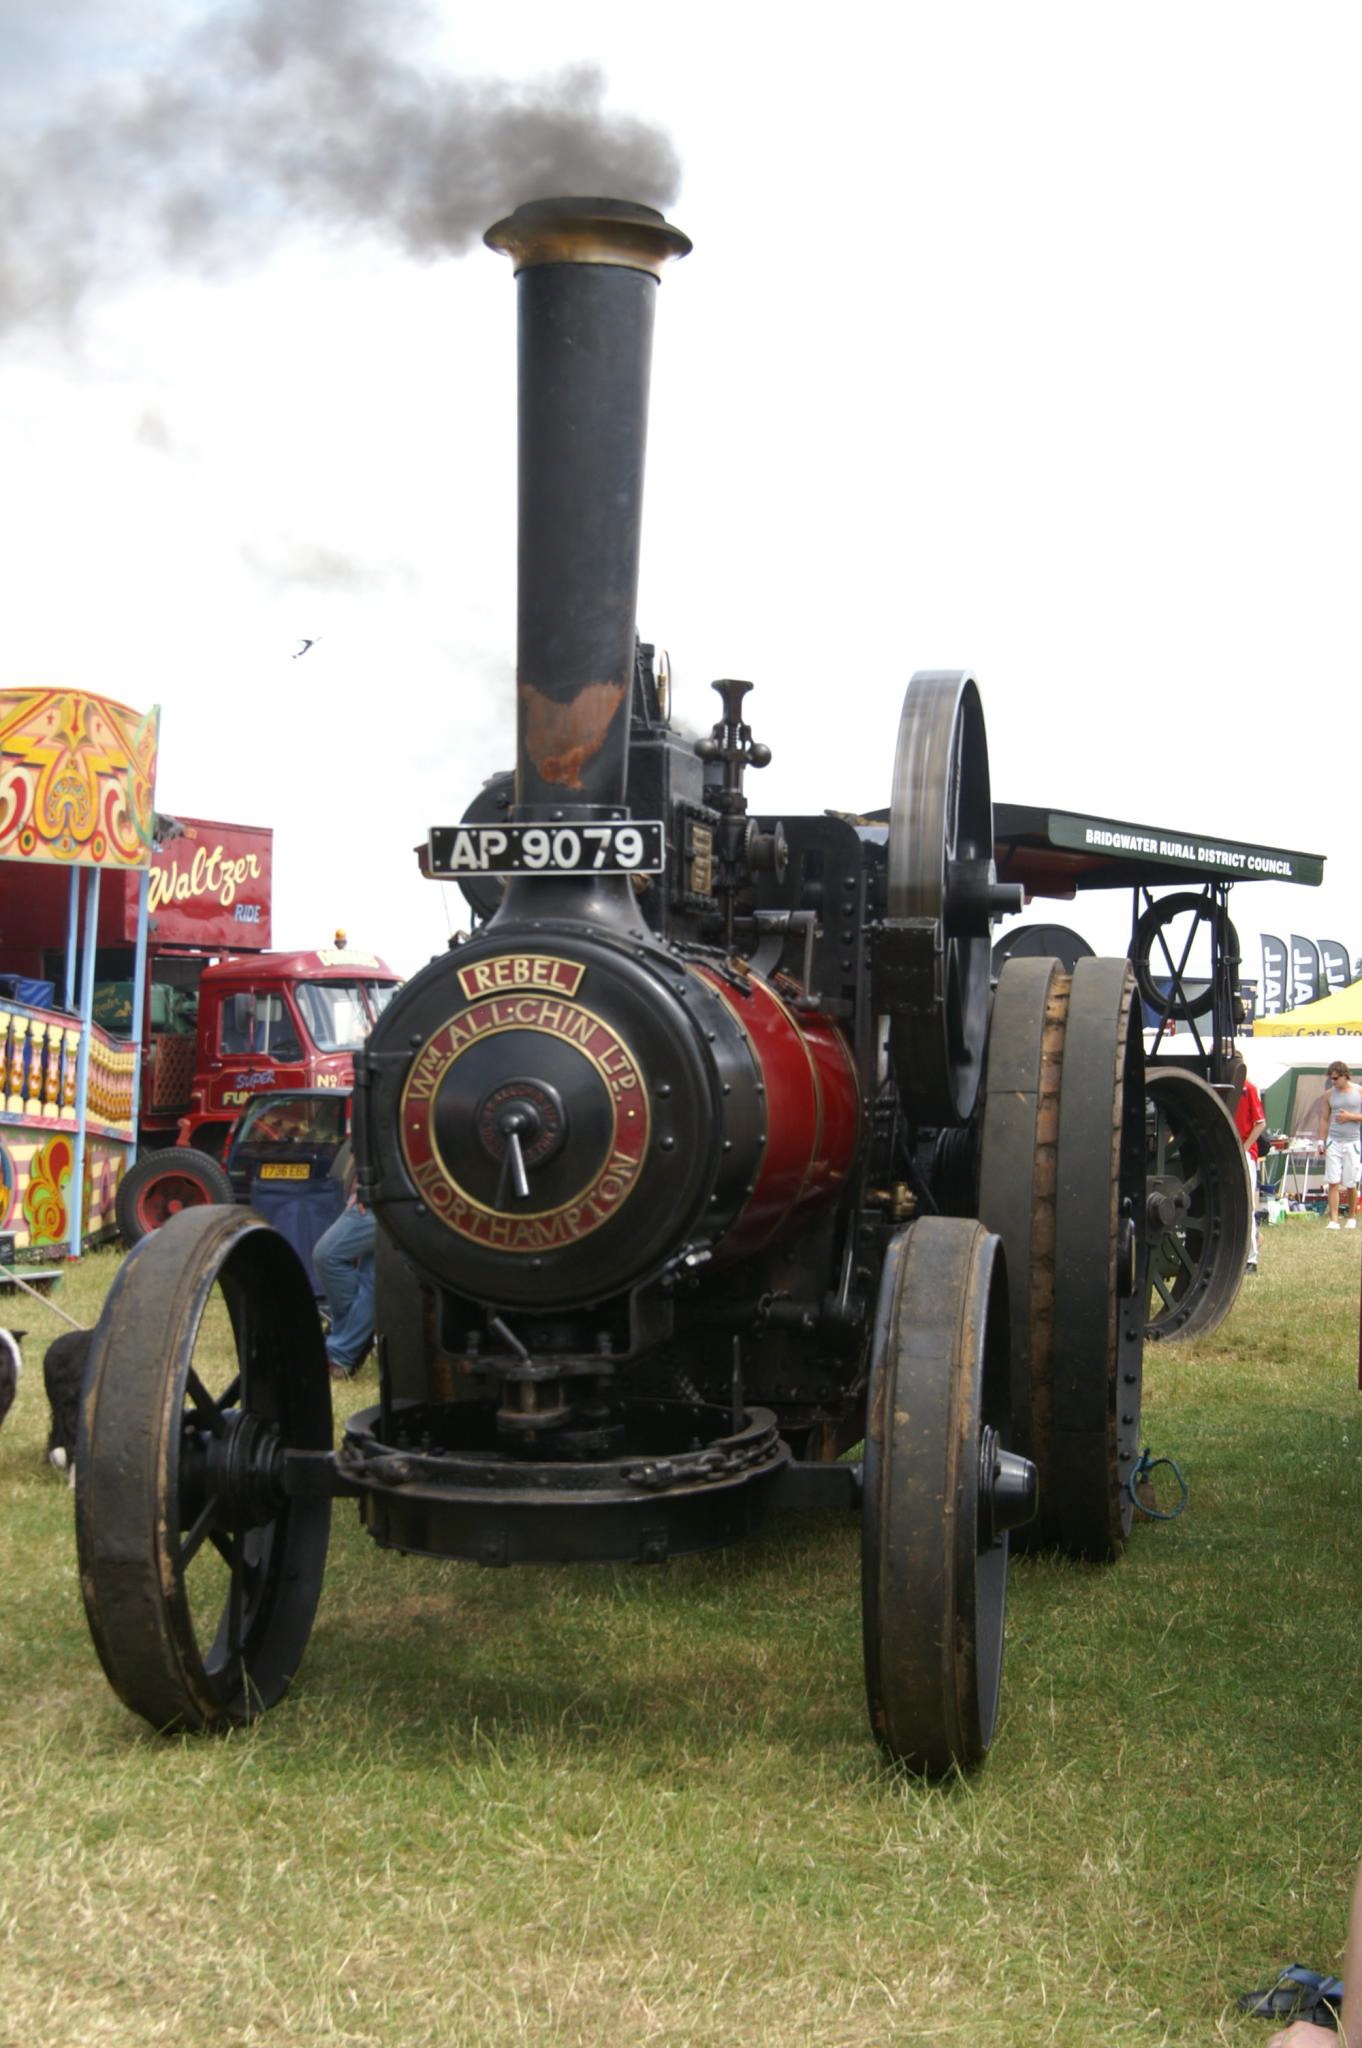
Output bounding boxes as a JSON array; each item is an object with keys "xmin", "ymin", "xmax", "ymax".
[{"xmin": 878, "ymin": 671, "xmax": 1022, "ymax": 1128}]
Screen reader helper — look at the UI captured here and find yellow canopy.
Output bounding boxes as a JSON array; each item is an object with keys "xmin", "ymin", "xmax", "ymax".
[{"xmin": 1255, "ymin": 982, "xmax": 1362, "ymax": 1035}]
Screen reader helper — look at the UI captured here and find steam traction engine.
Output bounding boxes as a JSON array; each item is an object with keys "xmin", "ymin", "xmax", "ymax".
[{"xmin": 76, "ymin": 199, "xmax": 1148, "ymax": 1776}]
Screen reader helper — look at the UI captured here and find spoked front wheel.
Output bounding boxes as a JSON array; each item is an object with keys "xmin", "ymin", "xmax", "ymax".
[
  {"xmin": 76, "ymin": 1206, "xmax": 333, "ymax": 1731},
  {"xmin": 1145, "ymin": 1067, "xmax": 1252, "ymax": 1342}
]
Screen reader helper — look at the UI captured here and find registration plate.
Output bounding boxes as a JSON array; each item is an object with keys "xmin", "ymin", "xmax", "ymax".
[
  {"xmin": 427, "ymin": 821, "xmax": 665, "ymax": 877},
  {"xmin": 258, "ymin": 1162, "xmax": 310, "ymax": 1181}
]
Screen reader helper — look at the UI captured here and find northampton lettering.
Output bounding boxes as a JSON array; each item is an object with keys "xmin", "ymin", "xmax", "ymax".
[{"xmin": 409, "ymin": 1147, "xmax": 642, "ymax": 1247}]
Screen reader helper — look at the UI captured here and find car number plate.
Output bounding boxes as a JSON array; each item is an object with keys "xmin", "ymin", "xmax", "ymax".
[
  {"xmin": 427, "ymin": 821, "xmax": 665, "ymax": 877},
  {"xmin": 258, "ymin": 1162, "xmax": 310, "ymax": 1180}
]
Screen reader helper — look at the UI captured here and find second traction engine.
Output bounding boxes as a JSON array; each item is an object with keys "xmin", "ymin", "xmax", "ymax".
[{"xmin": 74, "ymin": 194, "xmax": 1149, "ymax": 1779}]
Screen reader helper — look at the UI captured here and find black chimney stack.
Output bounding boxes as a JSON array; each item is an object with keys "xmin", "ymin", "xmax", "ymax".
[{"xmin": 485, "ymin": 197, "xmax": 690, "ymax": 814}]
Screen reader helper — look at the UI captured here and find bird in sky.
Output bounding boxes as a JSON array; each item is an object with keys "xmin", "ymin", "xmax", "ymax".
[{"xmin": 293, "ymin": 637, "xmax": 317, "ymax": 659}]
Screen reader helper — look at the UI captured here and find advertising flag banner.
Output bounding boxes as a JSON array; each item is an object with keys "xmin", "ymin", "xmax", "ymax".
[
  {"xmin": 1289, "ymin": 934, "xmax": 1322, "ymax": 1011},
  {"xmin": 1318, "ymin": 939, "xmax": 1352, "ymax": 993},
  {"xmin": 1260, "ymin": 935, "xmax": 1288, "ymax": 1015}
]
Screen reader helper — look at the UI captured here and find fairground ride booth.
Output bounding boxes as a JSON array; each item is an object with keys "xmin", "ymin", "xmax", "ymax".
[{"xmin": 0, "ymin": 688, "xmax": 159, "ymax": 1258}]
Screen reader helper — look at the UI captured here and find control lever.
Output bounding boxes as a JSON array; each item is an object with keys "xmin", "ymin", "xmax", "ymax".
[{"xmin": 497, "ymin": 1113, "xmax": 532, "ymax": 1203}]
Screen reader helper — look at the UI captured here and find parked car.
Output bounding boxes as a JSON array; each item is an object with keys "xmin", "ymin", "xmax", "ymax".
[
  {"xmin": 115, "ymin": 1089, "xmax": 351, "ymax": 1292},
  {"xmin": 222, "ymin": 1089, "xmax": 351, "ymax": 1291}
]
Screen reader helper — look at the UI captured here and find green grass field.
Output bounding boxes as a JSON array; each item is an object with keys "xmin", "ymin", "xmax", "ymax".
[{"xmin": 1, "ymin": 1218, "xmax": 1359, "ymax": 2047}]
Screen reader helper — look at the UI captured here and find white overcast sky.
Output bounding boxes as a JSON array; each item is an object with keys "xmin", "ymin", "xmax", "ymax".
[{"xmin": 1, "ymin": 0, "xmax": 1356, "ymax": 983}]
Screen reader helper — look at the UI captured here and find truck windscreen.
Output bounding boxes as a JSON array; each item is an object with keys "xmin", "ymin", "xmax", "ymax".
[{"xmin": 296, "ymin": 981, "xmax": 377, "ymax": 1052}]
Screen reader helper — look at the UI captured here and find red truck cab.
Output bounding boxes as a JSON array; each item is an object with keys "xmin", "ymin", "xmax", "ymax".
[{"xmin": 181, "ymin": 947, "xmax": 398, "ymax": 1148}]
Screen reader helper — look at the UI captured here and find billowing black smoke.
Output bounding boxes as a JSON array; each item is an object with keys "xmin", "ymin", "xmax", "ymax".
[{"xmin": 0, "ymin": 0, "xmax": 681, "ymax": 334}]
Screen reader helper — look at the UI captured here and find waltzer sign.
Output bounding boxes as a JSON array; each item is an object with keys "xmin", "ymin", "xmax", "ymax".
[{"xmin": 136, "ymin": 817, "xmax": 273, "ymax": 950}]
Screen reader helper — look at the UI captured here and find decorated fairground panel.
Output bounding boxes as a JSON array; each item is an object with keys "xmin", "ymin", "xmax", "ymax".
[{"xmin": 0, "ymin": 688, "xmax": 158, "ymax": 1254}]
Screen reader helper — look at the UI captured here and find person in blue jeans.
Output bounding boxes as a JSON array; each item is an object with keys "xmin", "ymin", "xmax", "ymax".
[{"xmin": 314, "ymin": 1182, "xmax": 376, "ymax": 1379}]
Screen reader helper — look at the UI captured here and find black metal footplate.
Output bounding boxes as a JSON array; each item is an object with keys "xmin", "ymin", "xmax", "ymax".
[{"xmin": 329, "ymin": 1398, "xmax": 790, "ymax": 1566}]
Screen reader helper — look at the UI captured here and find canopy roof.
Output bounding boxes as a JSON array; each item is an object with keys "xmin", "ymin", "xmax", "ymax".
[{"xmin": 993, "ymin": 803, "xmax": 1323, "ymax": 899}]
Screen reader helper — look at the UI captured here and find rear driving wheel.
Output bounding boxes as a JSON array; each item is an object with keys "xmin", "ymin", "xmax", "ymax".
[
  {"xmin": 76, "ymin": 1205, "xmax": 332, "ymax": 1731},
  {"xmin": 1051, "ymin": 957, "xmax": 1147, "ymax": 1560},
  {"xmin": 977, "ymin": 957, "xmax": 1066, "ymax": 1520}
]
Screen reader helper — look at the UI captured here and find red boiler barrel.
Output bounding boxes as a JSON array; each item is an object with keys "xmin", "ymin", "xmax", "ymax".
[{"xmin": 695, "ymin": 968, "xmax": 862, "ymax": 1260}]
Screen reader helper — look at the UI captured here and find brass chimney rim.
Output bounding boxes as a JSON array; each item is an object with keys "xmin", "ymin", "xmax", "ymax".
[{"xmin": 485, "ymin": 196, "xmax": 691, "ymax": 278}]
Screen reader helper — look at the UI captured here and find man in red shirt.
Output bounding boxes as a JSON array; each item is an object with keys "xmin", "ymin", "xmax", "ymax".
[{"xmin": 1234, "ymin": 1067, "xmax": 1267, "ymax": 1274}]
